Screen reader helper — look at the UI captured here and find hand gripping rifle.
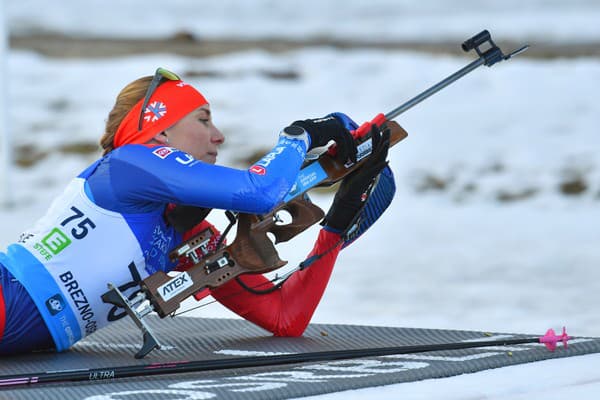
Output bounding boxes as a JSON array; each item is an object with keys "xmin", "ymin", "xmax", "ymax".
[{"xmin": 102, "ymin": 30, "xmax": 529, "ymax": 358}]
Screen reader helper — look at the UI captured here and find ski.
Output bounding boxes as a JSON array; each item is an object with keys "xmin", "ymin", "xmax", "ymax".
[{"xmin": 0, "ymin": 327, "xmax": 570, "ymax": 387}]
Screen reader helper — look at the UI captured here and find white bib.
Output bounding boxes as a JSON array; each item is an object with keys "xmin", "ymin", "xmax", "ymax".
[{"xmin": 9, "ymin": 178, "xmax": 151, "ymax": 350}]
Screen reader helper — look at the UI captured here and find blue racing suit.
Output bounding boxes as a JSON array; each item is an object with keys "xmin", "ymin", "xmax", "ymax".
[{"xmin": 0, "ymin": 134, "xmax": 308, "ymax": 353}]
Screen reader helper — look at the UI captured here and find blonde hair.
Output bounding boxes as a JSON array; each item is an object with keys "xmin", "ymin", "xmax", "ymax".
[{"xmin": 100, "ymin": 76, "xmax": 153, "ymax": 155}]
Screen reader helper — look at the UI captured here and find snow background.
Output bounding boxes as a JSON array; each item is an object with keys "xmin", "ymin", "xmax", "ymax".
[{"xmin": 1, "ymin": 1, "xmax": 599, "ymax": 398}]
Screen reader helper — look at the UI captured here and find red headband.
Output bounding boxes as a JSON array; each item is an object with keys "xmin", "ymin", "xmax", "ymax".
[{"xmin": 113, "ymin": 80, "xmax": 208, "ymax": 148}]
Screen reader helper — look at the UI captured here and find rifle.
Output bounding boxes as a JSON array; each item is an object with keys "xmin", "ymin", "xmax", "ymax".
[{"xmin": 102, "ymin": 30, "xmax": 528, "ymax": 358}]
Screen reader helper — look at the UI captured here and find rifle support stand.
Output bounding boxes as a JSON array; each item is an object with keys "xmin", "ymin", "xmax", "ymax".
[{"xmin": 102, "ymin": 284, "xmax": 162, "ymax": 359}]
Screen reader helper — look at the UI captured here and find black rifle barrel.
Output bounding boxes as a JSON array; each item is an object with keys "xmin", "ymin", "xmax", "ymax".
[{"xmin": 385, "ymin": 56, "xmax": 486, "ymax": 120}]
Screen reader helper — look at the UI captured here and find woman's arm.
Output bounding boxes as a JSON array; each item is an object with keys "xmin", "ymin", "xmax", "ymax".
[
  {"xmin": 210, "ymin": 228, "xmax": 343, "ymax": 337},
  {"xmin": 87, "ymin": 135, "xmax": 307, "ymax": 215}
]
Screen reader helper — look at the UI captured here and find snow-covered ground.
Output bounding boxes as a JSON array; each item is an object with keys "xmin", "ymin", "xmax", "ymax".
[
  {"xmin": 6, "ymin": 0, "xmax": 600, "ymax": 43},
  {"xmin": 311, "ymin": 353, "xmax": 600, "ymax": 400},
  {"xmin": 1, "ymin": 1, "xmax": 599, "ymax": 398}
]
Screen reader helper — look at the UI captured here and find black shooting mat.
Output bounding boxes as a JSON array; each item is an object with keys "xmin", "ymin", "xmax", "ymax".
[{"xmin": 1, "ymin": 316, "xmax": 599, "ymax": 399}]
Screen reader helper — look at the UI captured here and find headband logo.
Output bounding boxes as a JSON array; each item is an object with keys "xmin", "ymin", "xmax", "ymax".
[{"xmin": 144, "ymin": 101, "xmax": 167, "ymax": 124}]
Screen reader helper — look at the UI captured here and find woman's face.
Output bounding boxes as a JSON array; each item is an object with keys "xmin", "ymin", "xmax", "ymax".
[{"xmin": 163, "ymin": 105, "xmax": 225, "ymax": 164}]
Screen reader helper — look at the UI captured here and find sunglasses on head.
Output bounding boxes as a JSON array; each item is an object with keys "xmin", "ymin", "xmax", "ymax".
[{"xmin": 138, "ymin": 67, "xmax": 181, "ymax": 131}]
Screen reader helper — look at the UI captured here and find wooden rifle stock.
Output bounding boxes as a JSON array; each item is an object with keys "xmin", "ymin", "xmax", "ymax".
[{"xmin": 141, "ymin": 196, "xmax": 325, "ymax": 317}]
